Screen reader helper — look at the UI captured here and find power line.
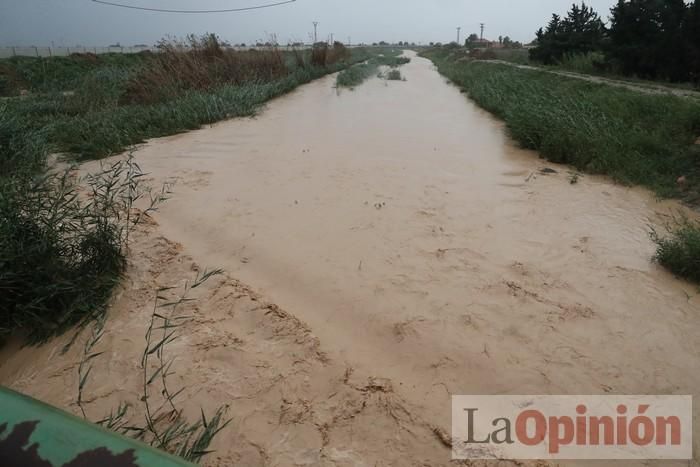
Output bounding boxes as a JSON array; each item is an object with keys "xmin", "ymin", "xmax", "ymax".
[{"xmin": 91, "ymin": 0, "xmax": 297, "ymax": 13}]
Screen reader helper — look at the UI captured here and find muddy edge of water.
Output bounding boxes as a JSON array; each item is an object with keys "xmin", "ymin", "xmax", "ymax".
[{"xmin": 2, "ymin": 51, "xmax": 699, "ymax": 466}]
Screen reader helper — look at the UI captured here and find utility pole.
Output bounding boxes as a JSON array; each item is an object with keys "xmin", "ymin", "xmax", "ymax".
[
  {"xmin": 330, "ymin": 33, "xmax": 334, "ymax": 44},
  {"xmin": 480, "ymin": 23, "xmax": 485, "ymax": 41},
  {"xmin": 456, "ymin": 27, "xmax": 461, "ymax": 45},
  {"xmin": 313, "ymin": 22, "xmax": 319, "ymax": 43}
]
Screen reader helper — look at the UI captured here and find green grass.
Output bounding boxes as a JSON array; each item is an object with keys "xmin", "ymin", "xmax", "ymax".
[
  {"xmin": 652, "ymin": 218, "xmax": 700, "ymax": 283},
  {"xmin": 0, "ymin": 152, "xmax": 134, "ymax": 343},
  {"xmin": 0, "ymin": 53, "xmax": 149, "ymax": 96},
  {"xmin": 375, "ymin": 55, "xmax": 411, "ymax": 67},
  {"xmin": 337, "ymin": 63, "xmax": 379, "ymax": 88},
  {"xmin": 492, "ymin": 48, "xmax": 531, "ymax": 65}
]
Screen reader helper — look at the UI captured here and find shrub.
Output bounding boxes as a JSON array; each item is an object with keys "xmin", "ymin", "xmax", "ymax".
[
  {"xmin": 311, "ymin": 41, "xmax": 351, "ymax": 67},
  {"xmin": 651, "ymin": 217, "xmax": 700, "ymax": 283},
  {"xmin": 386, "ymin": 69, "xmax": 403, "ymax": 80},
  {"xmin": 123, "ymin": 34, "xmax": 288, "ymax": 105},
  {"xmin": 337, "ymin": 63, "xmax": 378, "ymax": 88},
  {"xmin": 557, "ymin": 52, "xmax": 606, "ymax": 74},
  {"xmin": 0, "ymin": 155, "xmax": 160, "ymax": 343}
]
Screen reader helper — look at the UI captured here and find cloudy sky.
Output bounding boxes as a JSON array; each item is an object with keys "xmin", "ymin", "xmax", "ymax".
[{"xmin": 1, "ymin": 0, "xmax": 618, "ymax": 47}]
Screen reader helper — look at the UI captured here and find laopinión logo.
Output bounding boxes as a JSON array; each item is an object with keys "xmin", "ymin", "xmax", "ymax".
[{"xmin": 452, "ymin": 396, "xmax": 692, "ymax": 460}]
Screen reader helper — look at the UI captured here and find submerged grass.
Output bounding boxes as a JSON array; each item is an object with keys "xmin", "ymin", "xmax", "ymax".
[
  {"xmin": 423, "ymin": 47, "xmax": 700, "ymax": 283},
  {"xmin": 336, "ymin": 48, "xmax": 410, "ymax": 89},
  {"xmin": 337, "ymin": 63, "xmax": 378, "ymax": 88},
  {"xmin": 386, "ymin": 69, "xmax": 403, "ymax": 81}
]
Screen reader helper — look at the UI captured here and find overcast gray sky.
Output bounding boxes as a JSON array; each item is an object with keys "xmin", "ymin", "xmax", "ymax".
[{"xmin": 0, "ymin": 0, "xmax": 618, "ymax": 47}]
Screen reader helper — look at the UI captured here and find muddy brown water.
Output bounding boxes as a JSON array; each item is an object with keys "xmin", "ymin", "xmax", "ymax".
[{"xmin": 3, "ymin": 51, "xmax": 700, "ymax": 466}]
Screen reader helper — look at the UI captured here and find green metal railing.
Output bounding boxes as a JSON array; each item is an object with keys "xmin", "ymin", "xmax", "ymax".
[{"xmin": 0, "ymin": 386, "xmax": 195, "ymax": 466}]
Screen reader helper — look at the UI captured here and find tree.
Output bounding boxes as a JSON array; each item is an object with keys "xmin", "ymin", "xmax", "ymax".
[
  {"xmin": 687, "ymin": 0, "xmax": 700, "ymax": 81},
  {"xmin": 607, "ymin": 0, "xmax": 693, "ymax": 81},
  {"xmin": 529, "ymin": 2, "xmax": 606, "ymax": 64},
  {"xmin": 465, "ymin": 33, "xmax": 480, "ymax": 48}
]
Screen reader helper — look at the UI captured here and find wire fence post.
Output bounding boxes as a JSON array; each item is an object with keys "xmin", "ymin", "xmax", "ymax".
[{"xmin": 34, "ymin": 46, "xmax": 39, "ymax": 57}]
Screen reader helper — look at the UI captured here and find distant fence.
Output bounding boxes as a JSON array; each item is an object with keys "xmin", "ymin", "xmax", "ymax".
[{"xmin": 0, "ymin": 46, "xmax": 156, "ymax": 59}]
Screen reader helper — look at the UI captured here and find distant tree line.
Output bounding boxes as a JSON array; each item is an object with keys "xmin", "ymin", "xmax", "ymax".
[
  {"xmin": 464, "ymin": 33, "xmax": 523, "ymax": 49},
  {"xmin": 530, "ymin": 1, "xmax": 700, "ymax": 82}
]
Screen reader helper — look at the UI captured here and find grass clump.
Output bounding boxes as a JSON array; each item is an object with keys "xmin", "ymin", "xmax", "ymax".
[
  {"xmin": 122, "ymin": 34, "xmax": 289, "ymax": 105},
  {"xmin": 555, "ymin": 52, "xmax": 606, "ymax": 75},
  {"xmin": 421, "ymin": 49, "xmax": 700, "ymax": 199},
  {"xmin": 386, "ymin": 69, "xmax": 403, "ymax": 81},
  {"xmin": 337, "ymin": 63, "xmax": 378, "ymax": 88},
  {"xmin": 0, "ymin": 153, "xmax": 162, "ymax": 343},
  {"xmin": 375, "ymin": 55, "xmax": 411, "ymax": 67},
  {"xmin": 77, "ymin": 270, "xmax": 230, "ymax": 462},
  {"xmin": 651, "ymin": 218, "xmax": 700, "ymax": 283}
]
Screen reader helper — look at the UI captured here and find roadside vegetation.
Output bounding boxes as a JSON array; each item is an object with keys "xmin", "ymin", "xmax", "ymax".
[
  {"xmin": 0, "ymin": 34, "xmax": 368, "ymax": 344},
  {"xmin": 422, "ymin": 47, "xmax": 700, "ymax": 282}
]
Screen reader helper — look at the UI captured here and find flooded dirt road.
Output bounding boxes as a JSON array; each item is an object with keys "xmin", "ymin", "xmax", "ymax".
[{"xmin": 3, "ymin": 51, "xmax": 700, "ymax": 466}]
